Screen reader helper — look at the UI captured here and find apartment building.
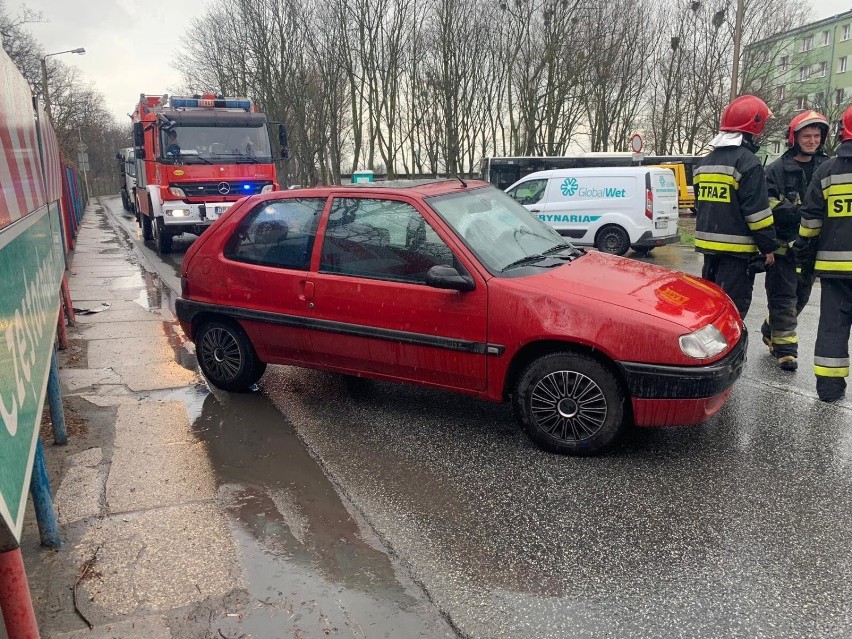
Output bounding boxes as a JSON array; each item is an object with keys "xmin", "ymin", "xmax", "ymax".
[{"xmin": 744, "ymin": 9, "xmax": 852, "ymax": 163}]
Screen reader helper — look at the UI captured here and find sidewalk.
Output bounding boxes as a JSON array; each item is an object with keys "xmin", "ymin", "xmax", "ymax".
[
  {"xmin": 3, "ymin": 202, "xmax": 454, "ymax": 639},
  {"xmin": 3, "ymin": 204, "xmax": 241, "ymax": 638}
]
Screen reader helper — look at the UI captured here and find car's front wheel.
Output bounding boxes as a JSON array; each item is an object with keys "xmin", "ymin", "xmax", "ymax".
[
  {"xmin": 513, "ymin": 352, "xmax": 626, "ymax": 456},
  {"xmin": 196, "ymin": 320, "xmax": 265, "ymax": 392}
]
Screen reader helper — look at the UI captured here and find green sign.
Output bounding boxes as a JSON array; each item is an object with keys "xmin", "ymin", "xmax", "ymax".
[{"xmin": 0, "ymin": 204, "xmax": 64, "ymax": 547}]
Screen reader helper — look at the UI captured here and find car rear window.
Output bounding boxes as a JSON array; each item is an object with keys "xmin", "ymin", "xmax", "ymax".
[{"xmin": 224, "ymin": 198, "xmax": 325, "ymax": 270}]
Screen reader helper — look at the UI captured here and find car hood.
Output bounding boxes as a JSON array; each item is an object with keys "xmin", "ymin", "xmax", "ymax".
[{"xmin": 536, "ymin": 251, "xmax": 731, "ymax": 330}]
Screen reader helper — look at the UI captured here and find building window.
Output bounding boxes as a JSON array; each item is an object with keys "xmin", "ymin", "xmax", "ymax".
[
  {"xmin": 817, "ymin": 61, "xmax": 827, "ymax": 77},
  {"xmin": 777, "ymin": 85, "xmax": 786, "ymax": 101},
  {"xmin": 772, "ymin": 141, "xmax": 782, "ymax": 154},
  {"xmin": 779, "ymin": 55, "xmax": 789, "ymax": 71},
  {"xmin": 844, "ymin": 25, "xmax": 851, "ymax": 41},
  {"xmin": 822, "ymin": 30, "xmax": 831, "ymax": 46},
  {"xmin": 799, "ymin": 66, "xmax": 809, "ymax": 81},
  {"xmin": 836, "ymin": 88, "xmax": 845, "ymax": 106},
  {"xmin": 801, "ymin": 35, "xmax": 814, "ymax": 52},
  {"xmin": 840, "ymin": 56, "xmax": 848, "ymax": 73},
  {"xmin": 796, "ymin": 96, "xmax": 808, "ymax": 110}
]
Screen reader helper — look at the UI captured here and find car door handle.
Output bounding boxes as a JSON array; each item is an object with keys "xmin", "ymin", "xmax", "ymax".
[
  {"xmin": 300, "ymin": 281, "xmax": 315, "ymax": 302},
  {"xmin": 530, "ymin": 209, "xmax": 541, "ymax": 213}
]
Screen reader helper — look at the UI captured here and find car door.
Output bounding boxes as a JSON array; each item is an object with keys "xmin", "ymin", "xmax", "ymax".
[
  {"xmin": 305, "ymin": 195, "xmax": 488, "ymax": 392},
  {"xmin": 220, "ymin": 196, "xmax": 326, "ymax": 363}
]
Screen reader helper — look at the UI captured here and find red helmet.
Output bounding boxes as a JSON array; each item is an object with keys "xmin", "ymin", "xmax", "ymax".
[
  {"xmin": 842, "ymin": 106, "xmax": 852, "ymax": 142},
  {"xmin": 720, "ymin": 95, "xmax": 772, "ymax": 136},
  {"xmin": 787, "ymin": 110, "xmax": 829, "ymax": 147}
]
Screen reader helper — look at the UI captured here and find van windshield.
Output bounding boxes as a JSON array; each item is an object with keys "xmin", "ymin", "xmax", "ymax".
[{"xmin": 427, "ymin": 186, "xmax": 578, "ymax": 273}]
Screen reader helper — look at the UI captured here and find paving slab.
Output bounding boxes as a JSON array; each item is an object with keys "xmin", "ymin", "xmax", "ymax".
[
  {"xmin": 59, "ymin": 368, "xmax": 123, "ymax": 393},
  {"xmin": 77, "ymin": 320, "xmax": 167, "ymax": 341},
  {"xmin": 52, "ymin": 616, "xmax": 171, "ymax": 639},
  {"xmin": 87, "ymin": 337, "xmax": 177, "ymax": 368},
  {"xmin": 114, "ymin": 362, "xmax": 199, "ymax": 391},
  {"xmin": 54, "ymin": 448, "xmax": 103, "ymax": 525},
  {"xmin": 106, "ymin": 401, "xmax": 216, "ymax": 512}
]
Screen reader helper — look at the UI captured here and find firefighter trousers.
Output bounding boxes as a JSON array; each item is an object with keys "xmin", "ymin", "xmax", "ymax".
[
  {"xmin": 702, "ymin": 254, "xmax": 755, "ymax": 319},
  {"xmin": 814, "ymin": 278, "xmax": 852, "ymax": 402},
  {"xmin": 760, "ymin": 253, "xmax": 799, "ymax": 358}
]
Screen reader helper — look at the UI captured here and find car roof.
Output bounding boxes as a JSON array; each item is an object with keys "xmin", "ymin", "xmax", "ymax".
[
  {"xmin": 518, "ymin": 167, "xmax": 662, "ymax": 180},
  {"xmin": 269, "ymin": 179, "xmax": 493, "ymax": 199}
]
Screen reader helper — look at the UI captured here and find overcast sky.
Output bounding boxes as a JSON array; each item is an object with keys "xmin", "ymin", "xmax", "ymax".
[{"xmin": 13, "ymin": 0, "xmax": 852, "ymax": 124}]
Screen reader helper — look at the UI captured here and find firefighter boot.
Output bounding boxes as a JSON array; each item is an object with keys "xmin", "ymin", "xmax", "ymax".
[
  {"xmin": 761, "ymin": 318, "xmax": 773, "ymax": 354},
  {"xmin": 777, "ymin": 355, "xmax": 798, "ymax": 371},
  {"xmin": 816, "ymin": 377, "xmax": 846, "ymax": 403}
]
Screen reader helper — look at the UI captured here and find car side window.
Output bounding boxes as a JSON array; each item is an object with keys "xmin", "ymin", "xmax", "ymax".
[
  {"xmin": 319, "ymin": 197, "xmax": 455, "ymax": 283},
  {"xmin": 506, "ymin": 179, "xmax": 547, "ymax": 206},
  {"xmin": 224, "ymin": 198, "xmax": 324, "ymax": 270}
]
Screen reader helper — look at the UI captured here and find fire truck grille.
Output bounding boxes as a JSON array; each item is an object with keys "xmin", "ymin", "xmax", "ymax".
[{"xmin": 172, "ymin": 181, "xmax": 273, "ymax": 197}]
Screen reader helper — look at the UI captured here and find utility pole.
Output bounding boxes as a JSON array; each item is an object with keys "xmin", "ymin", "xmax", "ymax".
[
  {"xmin": 729, "ymin": 0, "xmax": 745, "ymax": 101},
  {"xmin": 40, "ymin": 48, "xmax": 86, "ymax": 120}
]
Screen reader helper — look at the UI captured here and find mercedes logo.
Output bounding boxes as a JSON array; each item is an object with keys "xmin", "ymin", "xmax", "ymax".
[{"xmin": 217, "ymin": 182, "xmax": 231, "ymax": 195}]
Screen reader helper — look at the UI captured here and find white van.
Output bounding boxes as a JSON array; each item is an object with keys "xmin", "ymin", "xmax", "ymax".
[{"xmin": 505, "ymin": 167, "xmax": 680, "ymax": 256}]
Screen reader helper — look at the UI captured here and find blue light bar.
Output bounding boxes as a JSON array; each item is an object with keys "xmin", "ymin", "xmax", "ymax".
[{"xmin": 243, "ymin": 184, "xmax": 251, "ymax": 190}]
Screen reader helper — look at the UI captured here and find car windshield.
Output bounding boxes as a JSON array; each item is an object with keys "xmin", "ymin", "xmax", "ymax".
[
  {"xmin": 427, "ymin": 186, "xmax": 577, "ymax": 273},
  {"xmin": 161, "ymin": 125, "xmax": 273, "ymax": 163}
]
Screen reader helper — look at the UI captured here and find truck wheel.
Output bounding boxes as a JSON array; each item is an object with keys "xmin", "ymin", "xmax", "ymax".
[
  {"xmin": 154, "ymin": 219, "xmax": 172, "ymax": 255},
  {"xmin": 196, "ymin": 320, "xmax": 264, "ymax": 392},
  {"xmin": 141, "ymin": 213, "xmax": 153, "ymax": 240},
  {"xmin": 512, "ymin": 352, "xmax": 626, "ymax": 456},
  {"xmin": 595, "ymin": 225, "xmax": 629, "ymax": 256},
  {"xmin": 120, "ymin": 190, "xmax": 130, "ymax": 211}
]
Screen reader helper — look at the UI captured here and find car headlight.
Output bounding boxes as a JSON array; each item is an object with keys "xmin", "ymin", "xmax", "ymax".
[
  {"xmin": 260, "ymin": 184, "xmax": 274, "ymax": 194},
  {"xmin": 167, "ymin": 209, "xmax": 189, "ymax": 217},
  {"xmin": 679, "ymin": 324, "xmax": 728, "ymax": 359},
  {"xmin": 169, "ymin": 187, "xmax": 186, "ymax": 197}
]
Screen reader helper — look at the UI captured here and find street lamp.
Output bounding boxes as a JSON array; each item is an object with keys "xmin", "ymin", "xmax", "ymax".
[{"xmin": 40, "ymin": 47, "xmax": 85, "ymax": 119}]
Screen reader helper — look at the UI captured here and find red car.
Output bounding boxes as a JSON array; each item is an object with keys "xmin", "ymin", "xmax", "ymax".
[{"xmin": 176, "ymin": 179, "xmax": 746, "ymax": 456}]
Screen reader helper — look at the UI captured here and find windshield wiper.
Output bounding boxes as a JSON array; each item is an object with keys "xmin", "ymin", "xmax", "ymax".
[
  {"xmin": 218, "ymin": 152, "xmax": 261, "ymax": 164},
  {"xmin": 177, "ymin": 154, "xmax": 213, "ymax": 165},
  {"xmin": 542, "ymin": 243, "xmax": 583, "ymax": 257},
  {"xmin": 501, "ymin": 254, "xmax": 550, "ymax": 272}
]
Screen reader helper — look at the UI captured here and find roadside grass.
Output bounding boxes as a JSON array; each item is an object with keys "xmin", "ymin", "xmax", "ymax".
[{"xmin": 679, "ymin": 227, "xmax": 695, "ymax": 246}]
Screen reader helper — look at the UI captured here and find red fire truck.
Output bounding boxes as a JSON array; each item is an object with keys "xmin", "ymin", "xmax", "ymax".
[{"xmin": 131, "ymin": 93, "xmax": 286, "ymax": 254}]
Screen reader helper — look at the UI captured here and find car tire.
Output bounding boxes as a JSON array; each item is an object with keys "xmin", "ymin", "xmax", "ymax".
[
  {"xmin": 512, "ymin": 352, "xmax": 626, "ymax": 456},
  {"xmin": 196, "ymin": 320, "xmax": 264, "ymax": 392},
  {"xmin": 141, "ymin": 212, "xmax": 153, "ymax": 240},
  {"xmin": 121, "ymin": 190, "xmax": 130, "ymax": 211},
  {"xmin": 595, "ymin": 225, "xmax": 630, "ymax": 256},
  {"xmin": 154, "ymin": 218, "xmax": 172, "ymax": 255}
]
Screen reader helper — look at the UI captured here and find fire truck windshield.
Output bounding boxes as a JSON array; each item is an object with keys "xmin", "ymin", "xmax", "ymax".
[{"xmin": 161, "ymin": 125, "xmax": 273, "ymax": 163}]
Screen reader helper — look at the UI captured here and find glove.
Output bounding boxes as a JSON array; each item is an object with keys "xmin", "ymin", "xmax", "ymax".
[
  {"xmin": 746, "ymin": 253, "xmax": 767, "ymax": 276},
  {"xmin": 792, "ymin": 236, "xmax": 817, "ymax": 269}
]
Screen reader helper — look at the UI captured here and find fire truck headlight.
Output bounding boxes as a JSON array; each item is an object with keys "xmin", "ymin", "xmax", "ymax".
[
  {"xmin": 169, "ymin": 187, "xmax": 186, "ymax": 197},
  {"xmin": 679, "ymin": 324, "xmax": 727, "ymax": 359},
  {"xmin": 261, "ymin": 184, "xmax": 274, "ymax": 194},
  {"xmin": 167, "ymin": 209, "xmax": 190, "ymax": 217}
]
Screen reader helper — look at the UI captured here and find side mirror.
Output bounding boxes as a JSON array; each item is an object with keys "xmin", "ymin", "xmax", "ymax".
[
  {"xmin": 425, "ymin": 265, "xmax": 475, "ymax": 291},
  {"xmin": 133, "ymin": 122, "xmax": 144, "ymax": 147},
  {"xmin": 278, "ymin": 124, "xmax": 289, "ymax": 159}
]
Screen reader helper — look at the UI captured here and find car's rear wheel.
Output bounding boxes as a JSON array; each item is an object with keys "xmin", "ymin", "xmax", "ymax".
[
  {"xmin": 512, "ymin": 352, "xmax": 626, "ymax": 456},
  {"xmin": 196, "ymin": 320, "xmax": 265, "ymax": 392},
  {"xmin": 595, "ymin": 225, "xmax": 629, "ymax": 256}
]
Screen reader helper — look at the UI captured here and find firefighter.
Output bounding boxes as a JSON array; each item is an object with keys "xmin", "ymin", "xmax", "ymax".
[
  {"xmin": 693, "ymin": 95, "xmax": 778, "ymax": 319},
  {"xmin": 794, "ymin": 106, "xmax": 852, "ymax": 403},
  {"xmin": 760, "ymin": 111, "xmax": 830, "ymax": 371}
]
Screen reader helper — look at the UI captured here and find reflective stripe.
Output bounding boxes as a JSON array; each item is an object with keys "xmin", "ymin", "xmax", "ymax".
[
  {"xmin": 815, "ymin": 260, "xmax": 852, "ymax": 272},
  {"xmin": 745, "ymin": 207, "xmax": 773, "ymax": 231},
  {"xmin": 695, "ymin": 231, "xmax": 755, "ymax": 245},
  {"xmin": 771, "ymin": 335, "xmax": 798, "ymax": 344},
  {"xmin": 823, "ymin": 183, "xmax": 852, "ymax": 198},
  {"xmin": 799, "ymin": 225, "xmax": 821, "ymax": 237},
  {"xmin": 774, "ymin": 246, "xmax": 788, "ymax": 255},
  {"xmin": 815, "ymin": 356, "xmax": 850, "ymax": 367},
  {"xmin": 769, "ymin": 197, "xmax": 782, "ymax": 209},
  {"xmin": 695, "ymin": 239, "xmax": 759, "ymax": 253},
  {"xmin": 694, "ymin": 173, "xmax": 739, "ymax": 188},
  {"xmin": 816, "ymin": 250, "xmax": 852, "ymax": 260},
  {"xmin": 814, "ymin": 365, "xmax": 850, "ymax": 377},
  {"xmin": 695, "ymin": 164, "xmax": 743, "ymax": 182},
  {"xmin": 820, "ymin": 173, "xmax": 852, "ymax": 190},
  {"xmin": 800, "ymin": 218, "xmax": 822, "ymax": 229}
]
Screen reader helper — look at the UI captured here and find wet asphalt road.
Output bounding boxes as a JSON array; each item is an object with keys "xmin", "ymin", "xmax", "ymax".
[{"xmin": 105, "ymin": 197, "xmax": 852, "ymax": 638}]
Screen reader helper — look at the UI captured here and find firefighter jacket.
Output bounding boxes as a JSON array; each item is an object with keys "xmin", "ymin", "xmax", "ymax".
[
  {"xmin": 798, "ymin": 141, "xmax": 852, "ymax": 279},
  {"xmin": 766, "ymin": 149, "xmax": 829, "ymax": 244},
  {"xmin": 694, "ymin": 145, "xmax": 778, "ymax": 257}
]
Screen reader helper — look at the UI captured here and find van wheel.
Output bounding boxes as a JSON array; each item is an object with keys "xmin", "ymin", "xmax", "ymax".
[
  {"xmin": 512, "ymin": 352, "xmax": 626, "ymax": 456},
  {"xmin": 595, "ymin": 225, "xmax": 630, "ymax": 256}
]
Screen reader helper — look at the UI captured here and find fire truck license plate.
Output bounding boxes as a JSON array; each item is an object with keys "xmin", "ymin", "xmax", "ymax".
[{"xmin": 208, "ymin": 205, "xmax": 230, "ymax": 219}]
